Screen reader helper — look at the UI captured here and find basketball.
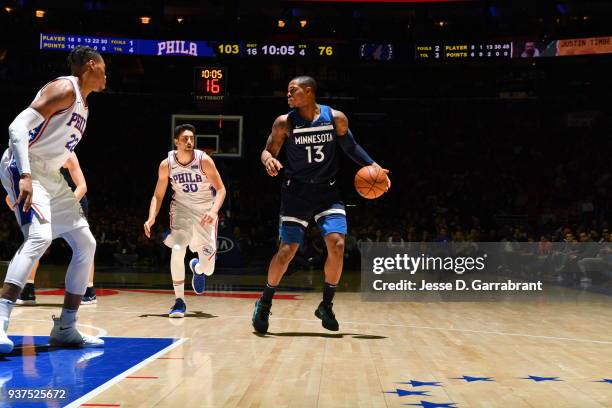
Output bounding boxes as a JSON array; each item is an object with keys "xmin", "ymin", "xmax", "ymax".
[{"xmin": 354, "ymin": 165, "xmax": 388, "ymax": 199}]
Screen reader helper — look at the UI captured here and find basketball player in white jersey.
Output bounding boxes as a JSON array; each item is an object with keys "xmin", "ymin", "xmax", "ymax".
[
  {"xmin": 0, "ymin": 46, "xmax": 106, "ymax": 353},
  {"xmin": 144, "ymin": 124, "xmax": 226, "ymax": 318},
  {"xmin": 5, "ymin": 151, "xmax": 96, "ymax": 306}
]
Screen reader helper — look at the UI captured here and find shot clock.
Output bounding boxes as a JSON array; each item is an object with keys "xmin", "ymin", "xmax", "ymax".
[{"xmin": 194, "ymin": 67, "xmax": 226, "ymax": 102}]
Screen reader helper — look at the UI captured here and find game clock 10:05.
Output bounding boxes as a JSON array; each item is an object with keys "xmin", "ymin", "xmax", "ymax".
[{"xmin": 194, "ymin": 67, "xmax": 226, "ymax": 102}]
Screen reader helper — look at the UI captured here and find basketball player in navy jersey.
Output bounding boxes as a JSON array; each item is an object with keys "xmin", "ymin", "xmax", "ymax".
[{"xmin": 252, "ymin": 76, "xmax": 389, "ymax": 334}]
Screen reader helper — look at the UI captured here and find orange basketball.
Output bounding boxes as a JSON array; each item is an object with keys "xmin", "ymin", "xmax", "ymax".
[{"xmin": 355, "ymin": 165, "xmax": 388, "ymax": 199}]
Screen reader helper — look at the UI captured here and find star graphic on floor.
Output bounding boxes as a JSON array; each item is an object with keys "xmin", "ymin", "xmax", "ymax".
[
  {"xmin": 385, "ymin": 388, "xmax": 431, "ymax": 397},
  {"xmin": 594, "ymin": 378, "xmax": 612, "ymax": 384},
  {"xmin": 452, "ymin": 376, "xmax": 494, "ymax": 382},
  {"xmin": 403, "ymin": 401, "xmax": 457, "ymax": 408},
  {"xmin": 397, "ymin": 380, "xmax": 442, "ymax": 387},
  {"xmin": 520, "ymin": 375, "xmax": 562, "ymax": 382}
]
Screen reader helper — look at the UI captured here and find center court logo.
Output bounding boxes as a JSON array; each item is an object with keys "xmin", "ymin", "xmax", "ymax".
[{"xmin": 372, "ymin": 253, "xmax": 487, "ymax": 275}]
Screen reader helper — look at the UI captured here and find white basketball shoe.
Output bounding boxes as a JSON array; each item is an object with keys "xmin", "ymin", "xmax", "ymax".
[{"xmin": 49, "ymin": 316, "xmax": 104, "ymax": 348}]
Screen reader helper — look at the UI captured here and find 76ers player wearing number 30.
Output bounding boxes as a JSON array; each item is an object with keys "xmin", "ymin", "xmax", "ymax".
[
  {"xmin": 144, "ymin": 124, "xmax": 226, "ymax": 318},
  {"xmin": 252, "ymin": 76, "xmax": 390, "ymax": 334},
  {"xmin": 0, "ymin": 46, "xmax": 106, "ymax": 353}
]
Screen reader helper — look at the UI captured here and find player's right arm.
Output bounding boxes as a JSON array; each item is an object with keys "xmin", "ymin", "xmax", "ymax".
[
  {"xmin": 144, "ymin": 159, "xmax": 170, "ymax": 238},
  {"xmin": 9, "ymin": 79, "xmax": 76, "ymax": 213},
  {"xmin": 261, "ymin": 114, "xmax": 289, "ymax": 177}
]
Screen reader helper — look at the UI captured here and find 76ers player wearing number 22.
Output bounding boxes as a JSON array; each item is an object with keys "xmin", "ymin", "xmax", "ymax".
[
  {"xmin": 0, "ymin": 46, "xmax": 106, "ymax": 353},
  {"xmin": 144, "ymin": 124, "xmax": 226, "ymax": 318}
]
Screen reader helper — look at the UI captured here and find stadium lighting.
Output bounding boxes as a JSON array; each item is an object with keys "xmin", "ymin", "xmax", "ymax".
[{"xmin": 140, "ymin": 16, "xmax": 151, "ymax": 24}]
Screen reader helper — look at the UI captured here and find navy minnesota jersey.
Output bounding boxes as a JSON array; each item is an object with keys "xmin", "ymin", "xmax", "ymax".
[{"xmin": 284, "ymin": 105, "xmax": 338, "ymax": 183}]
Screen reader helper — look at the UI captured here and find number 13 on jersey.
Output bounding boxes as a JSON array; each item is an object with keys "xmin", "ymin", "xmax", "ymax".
[{"xmin": 306, "ymin": 145, "xmax": 324, "ymax": 163}]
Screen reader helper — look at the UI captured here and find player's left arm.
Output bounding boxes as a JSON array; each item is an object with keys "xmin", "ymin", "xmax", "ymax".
[
  {"xmin": 62, "ymin": 152, "xmax": 87, "ymax": 201},
  {"xmin": 333, "ymin": 109, "xmax": 390, "ymax": 190},
  {"xmin": 200, "ymin": 155, "xmax": 226, "ymax": 225}
]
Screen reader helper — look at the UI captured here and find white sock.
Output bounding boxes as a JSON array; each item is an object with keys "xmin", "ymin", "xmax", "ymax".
[
  {"xmin": 60, "ymin": 308, "xmax": 78, "ymax": 328},
  {"xmin": 0, "ymin": 299, "xmax": 15, "ymax": 332},
  {"xmin": 173, "ymin": 283, "xmax": 184, "ymax": 300}
]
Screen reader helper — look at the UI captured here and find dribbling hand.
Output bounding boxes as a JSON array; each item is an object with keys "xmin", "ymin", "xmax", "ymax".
[
  {"xmin": 264, "ymin": 157, "xmax": 283, "ymax": 177},
  {"xmin": 372, "ymin": 163, "xmax": 391, "ymax": 191},
  {"xmin": 144, "ymin": 218, "xmax": 155, "ymax": 238}
]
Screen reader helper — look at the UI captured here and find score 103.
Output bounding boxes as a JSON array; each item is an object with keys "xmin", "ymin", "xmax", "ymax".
[{"xmin": 216, "ymin": 43, "xmax": 335, "ymax": 57}]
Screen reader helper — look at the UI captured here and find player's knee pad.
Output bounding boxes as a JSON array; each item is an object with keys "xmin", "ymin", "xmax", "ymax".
[
  {"xmin": 5, "ymin": 221, "xmax": 53, "ymax": 288},
  {"xmin": 63, "ymin": 228, "xmax": 97, "ymax": 295},
  {"xmin": 79, "ymin": 229, "xmax": 97, "ymax": 259},
  {"xmin": 23, "ymin": 222, "xmax": 53, "ymax": 259},
  {"xmin": 67, "ymin": 228, "xmax": 96, "ymax": 262}
]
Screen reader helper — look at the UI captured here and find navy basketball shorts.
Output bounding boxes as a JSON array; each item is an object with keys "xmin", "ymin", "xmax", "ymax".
[{"xmin": 278, "ymin": 178, "xmax": 348, "ymax": 244}]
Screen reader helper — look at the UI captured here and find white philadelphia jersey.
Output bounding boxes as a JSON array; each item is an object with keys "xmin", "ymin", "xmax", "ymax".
[
  {"xmin": 168, "ymin": 149, "xmax": 215, "ymax": 210},
  {"xmin": 26, "ymin": 76, "xmax": 88, "ymax": 171}
]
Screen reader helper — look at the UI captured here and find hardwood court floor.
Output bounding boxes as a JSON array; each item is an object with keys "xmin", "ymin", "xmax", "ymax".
[{"xmin": 6, "ymin": 288, "xmax": 612, "ymax": 407}]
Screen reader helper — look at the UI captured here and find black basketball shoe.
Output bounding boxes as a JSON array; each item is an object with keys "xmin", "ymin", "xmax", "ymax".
[{"xmin": 315, "ymin": 302, "xmax": 339, "ymax": 331}]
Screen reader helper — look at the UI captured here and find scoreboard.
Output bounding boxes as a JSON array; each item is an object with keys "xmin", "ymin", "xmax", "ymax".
[
  {"xmin": 39, "ymin": 34, "xmax": 338, "ymax": 59},
  {"xmin": 415, "ymin": 42, "xmax": 513, "ymax": 60},
  {"xmin": 40, "ymin": 33, "xmax": 610, "ymax": 62}
]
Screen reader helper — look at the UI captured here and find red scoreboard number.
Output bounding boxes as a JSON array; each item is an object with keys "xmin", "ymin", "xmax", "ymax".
[{"xmin": 195, "ymin": 67, "xmax": 226, "ymax": 101}]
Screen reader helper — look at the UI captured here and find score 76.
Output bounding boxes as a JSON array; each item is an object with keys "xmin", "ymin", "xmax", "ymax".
[{"xmin": 318, "ymin": 46, "xmax": 333, "ymax": 56}]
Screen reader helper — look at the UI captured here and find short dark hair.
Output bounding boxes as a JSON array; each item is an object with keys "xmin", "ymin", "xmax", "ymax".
[
  {"xmin": 67, "ymin": 46, "xmax": 102, "ymax": 76},
  {"xmin": 291, "ymin": 76, "xmax": 317, "ymax": 94},
  {"xmin": 174, "ymin": 124, "xmax": 196, "ymax": 138}
]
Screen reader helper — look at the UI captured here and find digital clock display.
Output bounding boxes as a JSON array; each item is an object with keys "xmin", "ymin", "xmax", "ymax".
[
  {"xmin": 244, "ymin": 43, "xmax": 335, "ymax": 57},
  {"xmin": 245, "ymin": 43, "xmax": 307, "ymax": 56},
  {"xmin": 194, "ymin": 67, "xmax": 226, "ymax": 102}
]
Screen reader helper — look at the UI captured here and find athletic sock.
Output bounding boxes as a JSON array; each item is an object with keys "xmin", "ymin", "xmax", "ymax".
[
  {"xmin": 323, "ymin": 282, "xmax": 337, "ymax": 306},
  {"xmin": 173, "ymin": 283, "xmax": 185, "ymax": 300},
  {"xmin": 261, "ymin": 283, "xmax": 276, "ymax": 304}
]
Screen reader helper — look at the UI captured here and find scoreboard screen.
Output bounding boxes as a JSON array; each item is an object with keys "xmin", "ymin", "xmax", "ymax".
[
  {"xmin": 194, "ymin": 67, "xmax": 226, "ymax": 102},
  {"xmin": 415, "ymin": 42, "xmax": 513, "ymax": 60},
  {"xmin": 40, "ymin": 34, "xmax": 339, "ymax": 59}
]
